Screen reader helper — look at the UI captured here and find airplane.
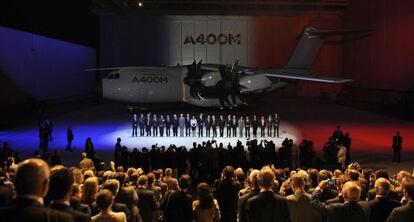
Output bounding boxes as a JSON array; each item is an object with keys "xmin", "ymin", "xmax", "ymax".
[{"xmin": 88, "ymin": 27, "xmax": 368, "ymax": 108}]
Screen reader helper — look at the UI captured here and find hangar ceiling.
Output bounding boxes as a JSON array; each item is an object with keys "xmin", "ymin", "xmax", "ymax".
[{"xmin": 92, "ymin": 0, "xmax": 349, "ymax": 14}]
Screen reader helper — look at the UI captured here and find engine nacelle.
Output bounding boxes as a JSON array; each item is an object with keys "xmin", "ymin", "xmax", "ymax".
[{"xmin": 239, "ymin": 75, "xmax": 272, "ymax": 93}]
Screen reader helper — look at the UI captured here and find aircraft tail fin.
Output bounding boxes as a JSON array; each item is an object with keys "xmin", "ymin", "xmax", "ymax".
[{"xmin": 284, "ymin": 27, "xmax": 371, "ymax": 69}]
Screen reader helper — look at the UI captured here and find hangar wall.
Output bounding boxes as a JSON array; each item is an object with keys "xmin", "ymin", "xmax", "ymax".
[
  {"xmin": 344, "ymin": 0, "xmax": 414, "ymax": 92},
  {"xmin": 0, "ymin": 26, "xmax": 97, "ymax": 101},
  {"xmin": 100, "ymin": 13, "xmax": 343, "ymax": 97}
]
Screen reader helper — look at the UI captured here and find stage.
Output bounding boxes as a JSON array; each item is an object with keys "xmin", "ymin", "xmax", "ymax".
[{"xmin": 1, "ymin": 98, "xmax": 414, "ymax": 174}]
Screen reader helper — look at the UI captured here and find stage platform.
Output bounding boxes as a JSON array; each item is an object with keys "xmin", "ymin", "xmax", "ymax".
[{"xmin": 1, "ymin": 98, "xmax": 413, "ymax": 175}]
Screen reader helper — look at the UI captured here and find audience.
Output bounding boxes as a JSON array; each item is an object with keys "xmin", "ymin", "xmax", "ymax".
[{"xmin": 0, "ymin": 135, "xmax": 413, "ymax": 222}]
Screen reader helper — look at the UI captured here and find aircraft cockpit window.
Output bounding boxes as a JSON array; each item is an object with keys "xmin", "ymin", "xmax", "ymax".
[
  {"xmin": 107, "ymin": 74, "xmax": 114, "ymax": 79},
  {"xmin": 114, "ymin": 73, "xmax": 120, "ymax": 79}
]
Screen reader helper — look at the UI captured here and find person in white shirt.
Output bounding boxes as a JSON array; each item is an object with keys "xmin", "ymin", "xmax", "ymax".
[{"xmin": 190, "ymin": 116, "xmax": 198, "ymax": 137}]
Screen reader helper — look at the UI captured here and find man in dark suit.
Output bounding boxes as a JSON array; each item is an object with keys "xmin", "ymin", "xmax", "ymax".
[
  {"xmin": 238, "ymin": 170, "xmax": 260, "ymax": 222},
  {"xmin": 136, "ymin": 175, "xmax": 158, "ymax": 222},
  {"xmin": 286, "ymin": 174, "xmax": 321, "ymax": 222},
  {"xmin": 152, "ymin": 114, "xmax": 158, "ymax": 137},
  {"xmin": 48, "ymin": 168, "xmax": 91, "ymax": 222},
  {"xmin": 272, "ymin": 113, "xmax": 280, "ymax": 137},
  {"xmin": 311, "ymin": 180, "xmax": 370, "ymax": 222},
  {"xmin": 138, "ymin": 114, "xmax": 145, "ymax": 136},
  {"xmin": 102, "ymin": 179, "xmax": 131, "ymax": 221},
  {"xmin": 246, "ymin": 167, "xmax": 290, "ymax": 222},
  {"xmin": 172, "ymin": 114, "xmax": 179, "ymax": 137},
  {"xmin": 369, "ymin": 178, "xmax": 401, "ymax": 222},
  {"xmin": 198, "ymin": 113, "xmax": 204, "ymax": 137},
  {"xmin": 392, "ymin": 131, "xmax": 403, "ymax": 162},
  {"xmin": 213, "ymin": 166, "xmax": 241, "ymax": 222},
  {"xmin": 161, "ymin": 174, "xmax": 193, "ymax": 222},
  {"xmin": 0, "ymin": 158, "xmax": 74, "ymax": 222},
  {"xmin": 218, "ymin": 115, "xmax": 226, "ymax": 137},
  {"xmin": 132, "ymin": 114, "xmax": 138, "ymax": 137},
  {"xmin": 386, "ymin": 176, "xmax": 414, "ymax": 222},
  {"xmin": 66, "ymin": 125, "xmax": 74, "ymax": 152},
  {"xmin": 251, "ymin": 115, "xmax": 259, "ymax": 137}
]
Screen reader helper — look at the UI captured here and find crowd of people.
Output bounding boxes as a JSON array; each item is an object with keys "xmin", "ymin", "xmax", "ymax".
[
  {"xmin": 0, "ymin": 153, "xmax": 413, "ymax": 222},
  {"xmin": 130, "ymin": 113, "xmax": 280, "ymax": 138}
]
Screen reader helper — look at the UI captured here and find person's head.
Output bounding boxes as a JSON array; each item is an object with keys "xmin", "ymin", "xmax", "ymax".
[
  {"xmin": 396, "ymin": 131, "xmax": 400, "ymax": 136},
  {"xmin": 347, "ymin": 169, "xmax": 360, "ymax": 181},
  {"xmin": 153, "ymin": 169, "xmax": 162, "ymax": 180},
  {"xmin": 258, "ymin": 167, "xmax": 275, "ymax": 190},
  {"xmin": 401, "ymin": 176, "xmax": 414, "ymax": 200},
  {"xmin": 165, "ymin": 168, "xmax": 172, "ymax": 177},
  {"xmin": 341, "ymin": 181, "xmax": 361, "ymax": 202},
  {"xmin": 96, "ymin": 189, "xmax": 114, "ymax": 212},
  {"xmin": 375, "ymin": 169, "xmax": 389, "ymax": 180},
  {"xmin": 81, "ymin": 177, "xmax": 99, "ymax": 204},
  {"xmin": 374, "ymin": 178, "xmax": 391, "ymax": 196},
  {"xmin": 222, "ymin": 166, "xmax": 235, "ymax": 179},
  {"xmin": 48, "ymin": 167, "xmax": 74, "ymax": 201},
  {"xmin": 235, "ymin": 168, "xmax": 245, "ymax": 184},
  {"xmin": 115, "ymin": 172, "xmax": 127, "ymax": 187},
  {"xmin": 290, "ymin": 174, "xmax": 305, "ymax": 192},
  {"xmin": 147, "ymin": 172, "xmax": 155, "ymax": 186},
  {"xmin": 179, "ymin": 174, "xmax": 191, "ymax": 190},
  {"xmin": 117, "ymin": 138, "xmax": 121, "ymax": 143},
  {"xmin": 102, "ymin": 179, "xmax": 120, "ymax": 197},
  {"xmin": 197, "ymin": 182, "xmax": 213, "ymax": 209},
  {"xmin": 81, "ymin": 152, "xmax": 87, "ymax": 159},
  {"xmin": 138, "ymin": 175, "xmax": 148, "ymax": 187},
  {"xmin": 396, "ymin": 170, "xmax": 411, "ymax": 182},
  {"xmin": 14, "ymin": 158, "xmax": 50, "ymax": 198}
]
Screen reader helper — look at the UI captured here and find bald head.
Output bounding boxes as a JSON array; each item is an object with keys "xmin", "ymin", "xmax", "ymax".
[
  {"xmin": 341, "ymin": 181, "xmax": 361, "ymax": 202},
  {"xmin": 14, "ymin": 158, "xmax": 50, "ymax": 197},
  {"xmin": 375, "ymin": 178, "xmax": 391, "ymax": 196}
]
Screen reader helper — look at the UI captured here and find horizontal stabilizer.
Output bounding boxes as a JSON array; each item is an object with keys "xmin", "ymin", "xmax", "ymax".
[{"xmin": 265, "ymin": 73, "xmax": 352, "ymax": 83}]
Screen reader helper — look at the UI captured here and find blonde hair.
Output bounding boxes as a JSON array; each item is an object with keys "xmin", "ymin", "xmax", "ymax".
[{"xmin": 81, "ymin": 176, "xmax": 99, "ymax": 205}]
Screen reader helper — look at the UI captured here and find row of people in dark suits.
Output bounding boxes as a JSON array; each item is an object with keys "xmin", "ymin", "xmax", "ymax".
[{"xmin": 131, "ymin": 113, "xmax": 280, "ymax": 138}]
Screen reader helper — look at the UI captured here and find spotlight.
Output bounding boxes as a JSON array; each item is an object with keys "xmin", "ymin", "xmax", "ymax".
[{"xmin": 138, "ymin": 1, "xmax": 143, "ymax": 7}]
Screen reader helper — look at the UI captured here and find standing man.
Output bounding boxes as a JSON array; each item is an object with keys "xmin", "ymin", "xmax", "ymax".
[
  {"xmin": 266, "ymin": 115, "xmax": 272, "ymax": 137},
  {"xmin": 272, "ymin": 113, "xmax": 280, "ymax": 138},
  {"xmin": 260, "ymin": 116, "xmax": 266, "ymax": 137},
  {"xmin": 165, "ymin": 115, "xmax": 171, "ymax": 137},
  {"xmin": 231, "ymin": 115, "xmax": 238, "ymax": 137},
  {"xmin": 185, "ymin": 113, "xmax": 191, "ymax": 137},
  {"xmin": 132, "ymin": 114, "xmax": 138, "ymax": 137},
  {"xmin": 245, "ymin": 116, "xmax": 251, "ymax": 138},
  {"xmin": 172, "ymin": 114, "xmax": 179, "ymax": 137},
  {"xmin": 252, "ymin": 115, "xmax": 259, "ymax": 138},
  {"xmin": 198, "ymin": 113, "xmax": 204, "ymax": 137},
  {"xmin": 152, "ymin": 114, "xmax": 158, "ymax": 137},
  {"xmin": 145, "ymin": 113, "xmax": 152, "ymax": 136},
  {"xmin": 139, "ymin": 113, "xmax": 145, "ymax": 136},
  {"xmin": 205, "ymin": 115, "xmax": 211, "ymax": 137},
  {"xmin": 190, "ymin": 116, "xmax": 198, "ymax": 137},
  {"xmin": 158, "ymin": 115, "xmax": 165, "ymax": 137},
  {"xmin": 66, "ymin": 125, "xmax": 73, "ymax": 152},
  {"xmin": 392, "ymin": 131, "xmax": 403, "ymax": 163},
  {"xmin": 226, "ymin": 115, "xmax": 232, "ymax": 137},
  {"xmin": 212, "ymin": 115, "xmax": 218, "ymax": 138},
  {"xmin": 238, "ymin": 116, "xmax": 244, "ymax": 138},
  {"xmin": 343, "ymin": 132, "xmax": 352, "ymax": 165},
  {"xmin": 179, "ymin": 114, "xmax": 186, "ymax": 137},
  {"xmin": 219, "ymin": 115, "xmax": 226, "ymax": 137}
]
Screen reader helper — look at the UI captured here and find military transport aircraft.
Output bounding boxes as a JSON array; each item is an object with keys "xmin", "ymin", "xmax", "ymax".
[{"xmin": 88, "ymin": 27, "xmax": 366, "ymax": 108}]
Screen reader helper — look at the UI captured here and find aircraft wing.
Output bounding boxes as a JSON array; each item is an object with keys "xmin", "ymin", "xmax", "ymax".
[{"xmin": 265, "ymin": 72, "xmax": 352, "ymax": 83}]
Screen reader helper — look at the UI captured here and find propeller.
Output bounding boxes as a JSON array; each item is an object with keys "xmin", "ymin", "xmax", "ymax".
[
  {"xmin": 184, "ymin": 60, "xmax": 205, "ymax": 99},
  {"xmin": 216, "ymin": 60, "xmax": 247, "ymax": 107}
]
